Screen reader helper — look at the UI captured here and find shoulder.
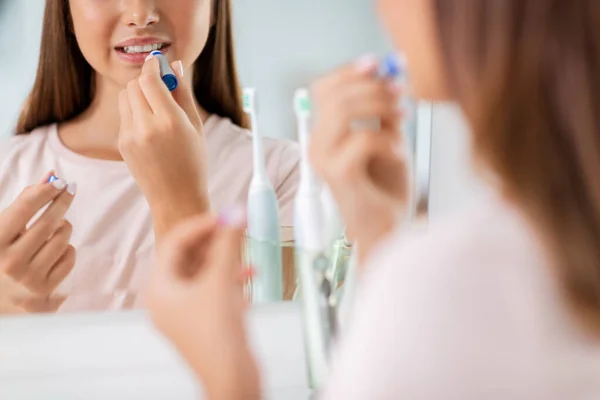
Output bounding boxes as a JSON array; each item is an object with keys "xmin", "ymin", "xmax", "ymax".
[
  {"xmin": 360, "ymin": 195, "xmax": 553, "ymax": 349},
  {"xmin": 204, "ymin": 115, "xmax": 300, "ymax": 182},
  {"xmin": 325, "ymin": 198, "xmax": 554, "ymax": 398},
  {"xmin": 206, "ymin": 114, "xmax": 299, "ymax": 155},
  {"xmin": 0, "ymin": 125, "xmax": 53, "ymax": 165},
  {"xmin": 367, "ymin": 196, "xmax": 543, "ymax": 285}
]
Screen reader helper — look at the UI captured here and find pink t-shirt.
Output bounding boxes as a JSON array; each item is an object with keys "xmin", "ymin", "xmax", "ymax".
[
  {"xmin": 0, "ymin": 115, "xmax": 300, "ymax": 312},
  {"xmin": 324, "ymin": 196, "xmax": 600, "ymax": 399}
]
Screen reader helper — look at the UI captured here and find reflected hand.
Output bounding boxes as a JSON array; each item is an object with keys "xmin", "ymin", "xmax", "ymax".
[
  {"xmin": 310, "ymin": 58, "xmax": 410, "ymax": 264},
  {"xmin": 118, "ymin": 57, "xmax": 210, "ymax": 239},
  {"xmin": 0, "ymin": 172, "xmax": 76, "ymax": 314},
  {"xmin": 144, "ymin": 209, "xmax": 261, "ymax": 399}
]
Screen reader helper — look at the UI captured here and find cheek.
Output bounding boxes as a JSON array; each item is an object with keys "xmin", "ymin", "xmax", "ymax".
[
  {"xmin": 169, "ymin": 4, "xmax": 211, "ymax": 67},
  {"xmin": 70, "ymin": 3, "xmax": 113, "ymax": 68},
  {"xmin": 377, "ymin": 0, "xmax": 450, "ymax": 101}
]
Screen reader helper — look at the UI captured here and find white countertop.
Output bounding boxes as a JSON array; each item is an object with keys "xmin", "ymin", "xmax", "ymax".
[{"xmin": 0, "ymin": 303, "xmax": 311, "ymax": 399}]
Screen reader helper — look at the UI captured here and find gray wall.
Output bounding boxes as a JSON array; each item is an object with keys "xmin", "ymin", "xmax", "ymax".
[
  {"xmin": 232, "ymin": 0, "xmax": 390, "ymax": 140},
  {"xmin": 0, "ymin": 0, "xmax": 45, "ymax": 137},
  {"xmin": 429, "ymin": 104, "xmax": 490, "ymax": 220}
]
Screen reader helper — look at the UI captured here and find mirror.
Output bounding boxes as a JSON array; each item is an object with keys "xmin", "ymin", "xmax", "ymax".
[{"xmin": 0, "ymin": 0, "xmax": 432, "ymax": 316}]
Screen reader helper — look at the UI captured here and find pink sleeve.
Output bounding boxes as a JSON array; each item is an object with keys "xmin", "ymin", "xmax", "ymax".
[{"xmin": 274, "ymin": 141, "xmax": 300, "ymax": 227}]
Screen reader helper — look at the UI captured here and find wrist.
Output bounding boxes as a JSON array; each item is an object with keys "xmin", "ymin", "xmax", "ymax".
[{"xmin": 149, "ymin": 192, "xmax": 211, "ymax": 238}]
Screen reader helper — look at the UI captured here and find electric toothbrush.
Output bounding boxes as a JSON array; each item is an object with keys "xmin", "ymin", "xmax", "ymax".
[
  {"xmin": 243, "ymin": 88, "xmax": 283, "ymax": 303},
  {"xmin": 293, "ymin": 89, "xmax": 325, "ymax": 251},
  {"xmin": 293, "ymin": 88, "xmax": 338, "ymax": 389}
]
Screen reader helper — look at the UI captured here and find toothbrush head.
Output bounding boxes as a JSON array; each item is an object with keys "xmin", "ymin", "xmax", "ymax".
[
  {"xmin": 378, "ymin": 53, "xmax": 407, "ymax": 79},
  {"xmin": 293, "ymin": 88, "xmax": 311, "ymax": 118},
  {"xmin": 47, "ymin": 174, "xmax": 59, "ymax": 184},
  {"xmin": 242, "ymin": 88, "xmax": 256, "ymax": 114}
]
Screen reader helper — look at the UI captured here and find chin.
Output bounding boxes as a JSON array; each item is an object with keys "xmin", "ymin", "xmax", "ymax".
[{"xmin": 114, "ymin": 69, "xmax": 144, "ymax": 87}]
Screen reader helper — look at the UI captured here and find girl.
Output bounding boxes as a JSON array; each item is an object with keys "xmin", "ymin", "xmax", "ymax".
[
  {"xmin": 0, "ymin": 0, "xmax": 299, "ymax": 314},
  {"xmin": 146, "ymin": 0, "xmax": 600, "ymax": 398}
]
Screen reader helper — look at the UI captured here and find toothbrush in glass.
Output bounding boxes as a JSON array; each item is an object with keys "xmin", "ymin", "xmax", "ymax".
[{"xmin": 243, "ymin": 88, "xmax": 283, "ymax": 303}]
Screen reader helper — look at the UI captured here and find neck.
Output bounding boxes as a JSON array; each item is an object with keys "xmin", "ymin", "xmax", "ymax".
[{"xmin": 59, "ymin": 69, "xmax": 206, "ymax": 160}]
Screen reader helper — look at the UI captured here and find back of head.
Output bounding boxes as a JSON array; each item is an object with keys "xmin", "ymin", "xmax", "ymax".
[
  {"xmin": 16, "ymin": 0, "xmax": 247, "ymax": 135},
  {"xmin": 432, "ymin": 0, "xmax": 600, "ymax": 332}
]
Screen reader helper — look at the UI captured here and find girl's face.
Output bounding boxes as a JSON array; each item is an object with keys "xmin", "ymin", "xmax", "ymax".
[
  {"xmin": 69, "ymin": 0, "xmax": 212, "ymax": 87},
  {"xmin": 376, "ymin": 0, "xmax": 450, "ymax": 101}
]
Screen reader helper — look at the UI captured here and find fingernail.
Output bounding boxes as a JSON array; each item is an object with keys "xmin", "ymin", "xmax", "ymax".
[
  {"xmin": 355, "ymin": 54, "xmax": 379, "ymax": 73},
  {"xmin": 66, "ymin": 183, "xmax": 77, "ymax": 196},
  {"xmin": 218, "ymin": 205, "xmax": 246, "ymax": 228},
  {"xmin": 145, "ymin": 53, "xmax": 155, "ymax": 62},
  {"xmin": 47, "ymin": 174, "xmax": 60, "ymax": 184},
  {"xmin": 52, "ymin": 179, "xmax": 67, "ymax": 191},
  {"xmin": 177, "ymin": 60, "xmax": 184, "ymax": 77}
]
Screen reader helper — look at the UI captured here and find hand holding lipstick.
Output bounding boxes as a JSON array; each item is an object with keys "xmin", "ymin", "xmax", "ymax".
[{"xmin": 118, "ymin": 56, "xmax": 210, "ymax": 240}]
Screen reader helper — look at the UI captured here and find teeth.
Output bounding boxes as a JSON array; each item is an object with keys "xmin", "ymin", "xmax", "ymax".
[{"xmin": 122, "ymin": 43, "xmax": 165, "ymax": 54}]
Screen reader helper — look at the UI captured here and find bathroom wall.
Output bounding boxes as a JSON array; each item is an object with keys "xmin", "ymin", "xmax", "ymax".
[
  {"xmin": 0, "ymin": 0, "xmax": 45, "ymax": 137},
  {"xmin": 232, "ymin": 0, "xmax": 390, "ymax": 140},
  {"xmin": 428, "ymin": 104, "xmax": 490, "ymax": 220}
]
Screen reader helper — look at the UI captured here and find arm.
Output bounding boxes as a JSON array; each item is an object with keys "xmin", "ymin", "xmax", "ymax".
[
  {"xmin": 144, "ymin": 212, "xmax": 263, "ymax": 400},
  {"xmin": 150, "ymin": 188, "xmax": 210, "ymax": 241}
]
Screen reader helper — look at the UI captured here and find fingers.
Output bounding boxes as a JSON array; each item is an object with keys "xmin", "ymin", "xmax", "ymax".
[
  {"xmin": 3, "ymin": 244, "xmax": 73, "ymax": 312},
  {"xmin": 1, "ymin": 240, "xmax": 74, "ymax": 299},
  {"xmin": 323, "ymin": 80, "xmax": 399, "ymax": 120},
  {"xmin": 0, "ymin": 271, "xmax": 32, "ymax": 306},
  {"xmin": 169, "ymin": 60, "xmax": 202, "ymax": 131},
  {"xmin": 0, "ymin": 176, "xmax": 69, "ymax": 244},
  {"xmin": 0, "ymin": 302, "xmax": 26, "ymax": 315},
  {"xmin": 29, "ymin": 220, "xmax": 73, "ymax": 284},
  {"xmin": 311, "ymin": 82, "xmax": 400, "ymax": 167},
  {"xmin": 14, "ymin": 187, "xmax": 76, "ymax": 262},
  {"xmin": 18, "ymin": 295, "xmax": 67, "ymax": 314},
  {"xmin": 127, "ymin": 79, "xmax": 153, "ymax": 117},
  {"xmin": 39, "ymin": 170, "xmax": 56, "ymax": 184},
  {"xmin": 46, "ymin": 245, "xmax": 76, "ymax": 293},
  {"xmin": 312, "ymin": 56, "xmax": 379, "ymax": 96},
  {"xmin": 124, "ymin": 57, "xmax": 201, "ymax": 140},
  {"xmin": 324, "ymin": 130, "xmax": 398, "ymax": 185},
  {"xmin": 139, "ymin": 57, "xmax": 174, "ymax": 115}
]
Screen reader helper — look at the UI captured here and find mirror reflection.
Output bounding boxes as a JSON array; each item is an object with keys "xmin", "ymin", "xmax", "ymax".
[{"xmin": 0, "ymin": 0, "xmax": 431, "ymax": 316}]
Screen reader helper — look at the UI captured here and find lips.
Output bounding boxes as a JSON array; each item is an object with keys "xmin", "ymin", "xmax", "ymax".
[{"xmin": 114, "ymin": 37, "xmax": 171, "ymax": 65}]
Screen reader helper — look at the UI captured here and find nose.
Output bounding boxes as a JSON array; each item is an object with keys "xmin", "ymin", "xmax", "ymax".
[{"xmin": 121, "ymin": 0, "xmax": 159, "ymax": 28}]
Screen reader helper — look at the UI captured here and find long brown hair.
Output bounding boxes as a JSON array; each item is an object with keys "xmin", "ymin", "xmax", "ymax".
[
  {"xmin": 16, "ymin": 0, "xmax": 247, "ymax": 134},
  {"xmin": 433, "ymin": 1, "xmax": 600, "ymax": 331}
]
